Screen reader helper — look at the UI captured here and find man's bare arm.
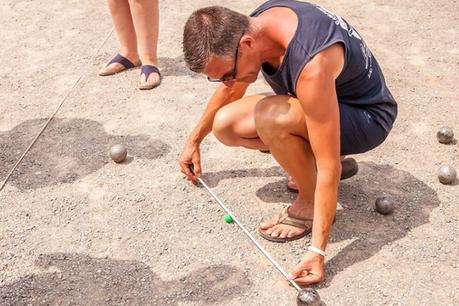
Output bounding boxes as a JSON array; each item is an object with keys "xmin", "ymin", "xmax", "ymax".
[
  {"xmin": 187, "ymin": 82, "xmax": 250, "ymax": 144},
  {"xmin": 179, "ymin": 81, "xmax": 250, "ymax": 180},
  {"xmin": 296, "ymin": 43, "xmax": 345, "ymax": 252}
]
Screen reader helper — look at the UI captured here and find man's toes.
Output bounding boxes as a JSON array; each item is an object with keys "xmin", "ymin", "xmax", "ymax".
[
  {"xmin": 265, "ymin": 226, "xmax": 275, "ymax": 235},
  {"xmin": 259, "ymin": 222, "xmax": 274, "ymax": 230},
  {"xmin": 279, "ymin": 228, "xmax": 290, "ymax": 239},
  {"xmin": 270, "ymin": 227, "xmax": 282, "ymax": 237}
]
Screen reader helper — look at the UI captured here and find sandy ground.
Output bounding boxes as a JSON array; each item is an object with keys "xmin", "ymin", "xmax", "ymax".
[{"xmin": 0, "ymin": 0, "xmax": 458, "ymax": 305}]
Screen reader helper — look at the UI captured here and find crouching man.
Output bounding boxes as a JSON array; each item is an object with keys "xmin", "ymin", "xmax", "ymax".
[{"xmin": 178, "ymin": 0, "xmax": 397, "ymax": 285}]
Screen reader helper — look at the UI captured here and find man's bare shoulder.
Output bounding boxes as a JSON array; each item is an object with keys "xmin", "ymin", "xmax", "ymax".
[
  {"xmin": 299, "ymin": 43, "xmax": 345, "ymax": 82},
  {"xmin": 257, "ymin": 6, "xmax": 298, "ymax": 49}
]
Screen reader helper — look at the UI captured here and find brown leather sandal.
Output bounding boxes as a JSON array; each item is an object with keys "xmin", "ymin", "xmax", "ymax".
[{"xmin": 258, "ymin": 207, "xmax": 312, "ymax": 243}]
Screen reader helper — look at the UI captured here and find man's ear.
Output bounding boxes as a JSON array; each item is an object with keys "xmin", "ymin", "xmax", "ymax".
[{"xmin": 240, "ymin": 35, "xmax": 255, "ymax": 50}]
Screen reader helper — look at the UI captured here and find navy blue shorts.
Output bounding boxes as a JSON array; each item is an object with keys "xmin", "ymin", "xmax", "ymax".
[{"xmin": 339, "ymin": 103, "xmax": 390, "ymax": 155}]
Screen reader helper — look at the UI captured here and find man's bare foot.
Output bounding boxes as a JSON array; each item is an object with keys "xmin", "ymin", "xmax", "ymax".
[
  {"xmin": 259, "ymin": 200, "xmax": 314, "ymax": 241},
  {"xmin": 98, "ymin": 53, "xmax": 140, "ymax": 76}
]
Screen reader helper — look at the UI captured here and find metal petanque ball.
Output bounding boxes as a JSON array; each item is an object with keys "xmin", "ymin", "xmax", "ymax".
[
  {"xmin": 375, "ymin": 196, "xmax": 394, "ymax": 215},
  {"xmin": 297, "ymin": 288, "xmax": 321, "ymax": 306},
  {"xmin": 437, "ymin": 164, "xmax": 457, "ymax": 185},
  {"xmin": 109, "ymin": 144, "xmax": 127, "ymax": 163},
  {"xmin": 436, "ymin": 126, "xmax": 454, "ymax": 144}
]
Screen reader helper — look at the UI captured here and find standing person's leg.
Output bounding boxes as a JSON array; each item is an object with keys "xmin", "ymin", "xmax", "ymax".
[
  {"xmin": 128, "ymin": 0, "xmax": 161, "ymax": 90},
  {"xmin": 99, "ymin": 0, "xmax": 140, "ymax": 76}
]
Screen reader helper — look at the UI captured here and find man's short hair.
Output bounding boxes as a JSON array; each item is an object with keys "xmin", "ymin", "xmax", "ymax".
[{"xmin": 182, "ymin": 6, "xmax": 250, "ymax": 73}]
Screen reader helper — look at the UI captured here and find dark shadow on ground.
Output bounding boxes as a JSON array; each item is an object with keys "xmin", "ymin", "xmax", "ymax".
[
  {"xmin": 0, "ymin": 253, "xmax": 251, "ymax": 305},
  {"xmin": 204, "ymin": 162, "xmax": 439, "ymax": 288},
  {"xmin": 256, "ymin": 178, "xmax": 298, "ymax": 203},
  {"xmin": 158, "ymin": 56, "xmax": 200, "ymax": 78},
  {"xmin": 201, "ymin": 166, "xmax": 285, "ymax": 188},
  {"xmin": 319, "ymin": 162, "xmax": 439, "ymax": 287},
  {"xmin": 0, "ymin": 118, "xmax": 170, "ymax": 190},
  {"xmin": 200, "ymin": 165, "xmax": 297, "ymax": 201}
]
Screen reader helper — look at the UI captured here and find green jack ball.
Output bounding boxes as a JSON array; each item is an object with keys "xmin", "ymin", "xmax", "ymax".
[
  {"xmin": 224, "ymin": 214, "xmax": 233, "ymax": 224},
  {"xmin": 109, "ymin": 144, "xmax": 127, "ymax": 163},
  {"xmin": 437, "ymin": 126, "xmax": 454, "ymax": 144},
  {"xmin": 375, "ymin": 196, "xmax": 394, "ymax": 215},
  {"xmin": 438, "ymin": 164, "xmax": 457, "ymax": 185}
]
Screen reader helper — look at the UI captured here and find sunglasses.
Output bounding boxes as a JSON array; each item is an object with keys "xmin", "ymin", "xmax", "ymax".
[{"xmin": 207, "ymin": 33, "xmax": 244, "ymax": 83}]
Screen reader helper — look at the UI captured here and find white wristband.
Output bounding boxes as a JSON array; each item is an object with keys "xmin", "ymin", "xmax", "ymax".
[{"xmin": 307, "ymin": 245, "xmax": 326, "ymax": 257}]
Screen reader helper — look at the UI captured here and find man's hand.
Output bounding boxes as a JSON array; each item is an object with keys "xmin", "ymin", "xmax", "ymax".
[
  {"xmin": 176, "ymin": 82, "xmax": 249, "ymax": 183},
  {"xmin": 290, "ymin": 252, "xmax": 325, "ymax": 285},
  {"xmin": 178, "ymin": 142, "xmax": 201, "ymax": 183}
]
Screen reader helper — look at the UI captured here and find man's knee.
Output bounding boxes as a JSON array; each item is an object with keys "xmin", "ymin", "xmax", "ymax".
[
  {"xmin": 254, "ymin": 96, "xmax": 293, "ymax": 140},
  {"xmin": 212, "ymin": 107, "xmax": 237, "ymax": 146}
]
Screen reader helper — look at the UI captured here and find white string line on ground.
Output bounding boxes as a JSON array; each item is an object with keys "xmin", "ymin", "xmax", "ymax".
[
  {"xmin": 197, "ymin": 176, "xmax": 303, "ymax": 293},
  {"xmin": 0, "ymin": 28, "xmax": 114, "ymax": 193}
]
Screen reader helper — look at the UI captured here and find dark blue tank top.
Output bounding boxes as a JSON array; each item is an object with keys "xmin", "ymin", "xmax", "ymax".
[{"xmin": 250, "ymin": 0, "xmax": 397, "ymax": 132}]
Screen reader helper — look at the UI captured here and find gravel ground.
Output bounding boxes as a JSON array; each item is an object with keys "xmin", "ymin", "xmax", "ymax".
[{"xmin": 0, "ymin": 0, "xmax": 458, "ymax": 305}]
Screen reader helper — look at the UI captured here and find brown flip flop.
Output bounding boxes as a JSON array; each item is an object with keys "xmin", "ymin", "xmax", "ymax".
[{"xmin": 258, "ymin": 207, "xmax": 312, "ymax": 243}]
